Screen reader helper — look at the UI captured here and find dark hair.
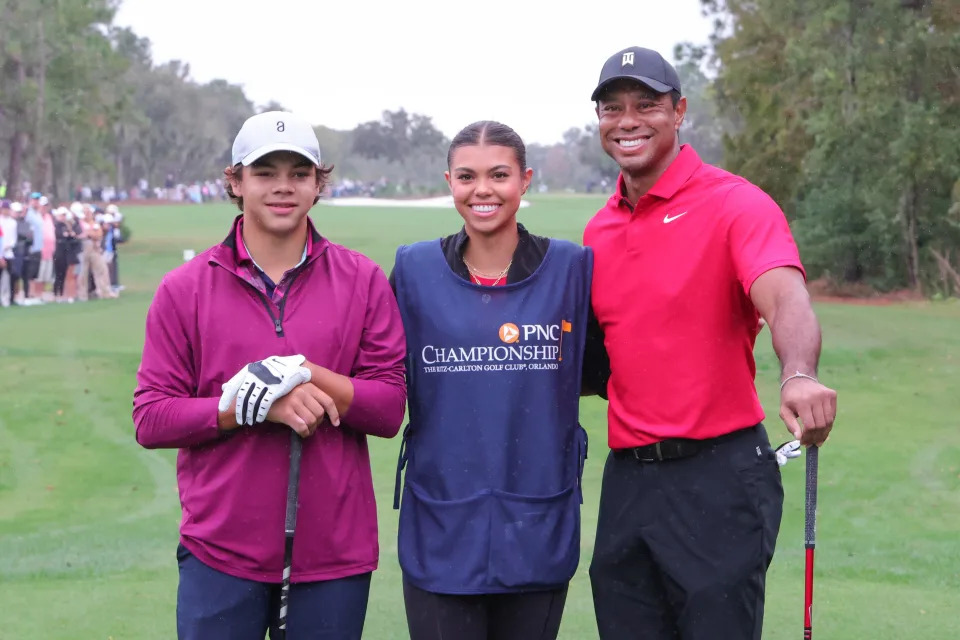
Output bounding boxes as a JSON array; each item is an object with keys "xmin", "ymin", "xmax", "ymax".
[
  {"xmin": 595, "ymin": 82, "xmax": 682, "ymax": 108},
  {"xmin": 223, "ymin": 160, "xmax": 334, "ymax": 212},
  {"xmin": 447, "ymin": 121, "xmax": 526, "ymax": 170}
]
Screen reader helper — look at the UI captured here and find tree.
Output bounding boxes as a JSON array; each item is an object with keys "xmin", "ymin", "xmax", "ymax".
[{"xmin": 702, "ymin": 0, "xmax": 960, "ymax": 292}]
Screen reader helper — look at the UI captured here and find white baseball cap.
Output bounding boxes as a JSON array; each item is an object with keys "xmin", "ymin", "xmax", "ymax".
[
  {"xmin": 39, "ymin": 196, "xmax": 49, "ymax": 206},
  {"xmin": 105, "ymin": 204, "xmax": 119, "ymax": 215},
  {"xmin": 103, "ymin": 214, "xmax": 116, "ymax": 223},
  {"xmin": 10, "ymin": 202, "xmax": 23, "ymax": 213},
  {"xmin": 70, "ymin": 202, "xmax": 84, "ymax": 216},
  {"xmin": 231, "ymin": 111, "xmax": 321, "ymax": 167}
]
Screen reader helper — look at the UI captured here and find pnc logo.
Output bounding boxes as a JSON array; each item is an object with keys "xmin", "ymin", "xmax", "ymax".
[{"xmin": 498, "ymin": 323, "xmax": 520, "ymax": 343}]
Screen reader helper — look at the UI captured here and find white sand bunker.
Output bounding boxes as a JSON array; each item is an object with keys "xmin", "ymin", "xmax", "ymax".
[{"xmin": 319, "ymin": 196, "xmax": 530, "ymax": 209}]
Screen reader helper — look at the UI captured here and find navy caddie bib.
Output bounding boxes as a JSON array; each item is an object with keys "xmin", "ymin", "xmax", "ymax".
[{"xmin": 393, "ymin": 237, "xmax": 592, "ymax": 594}]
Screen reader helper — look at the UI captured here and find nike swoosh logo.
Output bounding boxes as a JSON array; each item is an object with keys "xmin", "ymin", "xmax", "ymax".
[{"xmin": 663, "ymin": 211, "xmax": 688, "ymax": 224}]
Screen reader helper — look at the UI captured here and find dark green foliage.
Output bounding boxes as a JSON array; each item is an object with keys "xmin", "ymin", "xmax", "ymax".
[{"xmin": 702, "ymin": 0, "xmax": 960, "ymax": 293}]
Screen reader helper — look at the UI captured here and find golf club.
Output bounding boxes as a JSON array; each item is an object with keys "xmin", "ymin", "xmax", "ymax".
[
  {"xmin": 804, "ymin": 445, "xmax": 819, "ymax": 639},
  {"xmin": 277, "ymin": 430, "xmax": 303, "ymax": 639}
]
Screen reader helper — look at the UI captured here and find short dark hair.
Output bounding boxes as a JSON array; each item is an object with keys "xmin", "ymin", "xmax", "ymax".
[
  {"xmin": 223, "ymin": 160, "xmax": 334, "ymax": 212},
  {"xmin": 447, "ymin": 121, "xmax": 526, "ymax": 170}
]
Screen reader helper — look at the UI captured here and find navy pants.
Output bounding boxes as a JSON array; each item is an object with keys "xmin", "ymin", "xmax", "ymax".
[
  {"xmin": 589, "ymin": 424, "xmax": 784, "ymax": 640},
  {"xmin": 176, "ymin": 545, "xmax": 371, "ymax": 640}
]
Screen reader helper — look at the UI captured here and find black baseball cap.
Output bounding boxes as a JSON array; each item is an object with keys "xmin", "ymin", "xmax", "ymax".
[{"xmin": 591, "ymin": 46, "xmax": 682, "ymax": 101}]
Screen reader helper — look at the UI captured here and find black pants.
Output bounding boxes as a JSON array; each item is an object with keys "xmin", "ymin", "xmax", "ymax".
[
  {"xmin": 109, "ymin": 251, "xmax": 119, "ymax": 286},
  {"xmin": 53, "ymin": 250, "xmax": 69, "ymax": 297},
  {"xmin": 589, "ymin": 424, "xmax": 783, "ymax": 640},
  {"xmin": 22, "ymin": 251, "xmax": 40, "ymax": 296},
  {"xmin": 403, "ymin": 579, "xmax": 568, "ymax": 640}
]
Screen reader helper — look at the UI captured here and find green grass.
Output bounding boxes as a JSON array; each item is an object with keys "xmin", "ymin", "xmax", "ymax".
[{"xmin": 1, "ymin": 196, "xmax": 958, "ymax": 639}]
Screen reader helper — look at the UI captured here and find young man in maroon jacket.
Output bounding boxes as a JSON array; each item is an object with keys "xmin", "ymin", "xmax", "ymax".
[{"xmin": 133, "ymin": 111, "xmax": 407, "ymax": 640}]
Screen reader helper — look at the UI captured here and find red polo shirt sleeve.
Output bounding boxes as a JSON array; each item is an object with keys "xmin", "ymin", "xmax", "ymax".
[{"xmin": 724, "ymin": 184, "xmax": 805, "ymax": 295}]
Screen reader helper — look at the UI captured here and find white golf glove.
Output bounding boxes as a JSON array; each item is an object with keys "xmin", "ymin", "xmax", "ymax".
[
  {"xmin": 217, "ymin": 355, "xmax": 312, "ymax": 426},
  {"xmin": 775, "ymin": 439, "xmax": 802, "ymax": 466}
]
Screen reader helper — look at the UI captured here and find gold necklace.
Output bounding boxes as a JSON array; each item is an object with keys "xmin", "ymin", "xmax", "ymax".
[{"xmin": 463, "ymin": 259, "xmax": 512, "ymax": 286}]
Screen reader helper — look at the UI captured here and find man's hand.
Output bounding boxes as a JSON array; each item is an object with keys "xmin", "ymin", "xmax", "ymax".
[
  {"xmin": 218, "ymin": 355, "xmax": 312, "ymax": 426},
  {"xmin": 779, "ymin": 376, "xmax": 837, "ymax": 446},
  {"xmin": 267, "ymin": 383, "xmax": 341, "ymax": 437}
]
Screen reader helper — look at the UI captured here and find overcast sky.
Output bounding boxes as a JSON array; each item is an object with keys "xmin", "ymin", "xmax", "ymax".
[{"xmin": 114, "ymin": 0, "xmax": 713, "ymax": 145}]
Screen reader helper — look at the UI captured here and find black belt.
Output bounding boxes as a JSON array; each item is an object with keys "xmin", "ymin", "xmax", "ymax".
[
  {"xmin": 613, "ymin": 426, "xmax": 759, "ymax": 463},
  {"xmin": 614, "ymin": 439, "xmax": 702, "ymax": 462}
]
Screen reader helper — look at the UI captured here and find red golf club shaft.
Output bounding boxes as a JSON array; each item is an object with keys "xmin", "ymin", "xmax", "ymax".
[
  {"xmin": 803, "ymin": 445, "xmax": 819, "ymax": 639},
  {"xmin": 803, "ymin": 547, "xmax": 815, "ymax": 639}
]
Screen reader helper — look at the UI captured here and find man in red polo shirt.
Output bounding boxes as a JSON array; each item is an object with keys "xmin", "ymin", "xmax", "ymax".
[{"xmin": 583, "ymin": 46, "xmax": 838, "ymax": 640}]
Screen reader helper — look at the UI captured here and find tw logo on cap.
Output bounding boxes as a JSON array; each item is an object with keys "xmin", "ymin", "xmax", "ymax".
[{"xmin": 622, "ymin": 52, "xmax": 635, "ymax": 66}]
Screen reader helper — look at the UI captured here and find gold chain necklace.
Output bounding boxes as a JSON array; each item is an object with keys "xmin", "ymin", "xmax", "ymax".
[{"xmin": 463, "ymin": 259, "xmax": 512, "ymax": 286}]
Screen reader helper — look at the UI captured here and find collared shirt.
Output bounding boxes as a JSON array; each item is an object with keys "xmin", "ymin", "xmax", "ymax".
[
  {"xmin": 234, "ymin": 219, "xmax": 310, "ymax": 302},
  {"xmin": 585, "ymin": 145, "xmax": 804, "ymax": 448},
  {"xmin": 239, "ymin": 225, "xmax": 308, "ymax": 298}
]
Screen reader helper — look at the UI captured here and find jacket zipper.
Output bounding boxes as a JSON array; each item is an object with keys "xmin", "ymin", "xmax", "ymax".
[{"xmin": 252, "ymin": 266, "xmax": 306, "ymax": 338}]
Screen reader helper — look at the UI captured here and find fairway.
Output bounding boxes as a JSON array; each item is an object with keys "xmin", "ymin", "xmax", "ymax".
[{"xmin": 1, "ymin": 196, "xmax": 958, "ymax": 639}]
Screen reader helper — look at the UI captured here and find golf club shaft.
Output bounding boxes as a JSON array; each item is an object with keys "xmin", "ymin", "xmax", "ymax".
[
  {"xmin": 804, "ymin": 445, "xmax": 819, "ymax": 639},
  {"xmin": 278, "ymin": 431, "xmax": 303, "ymax": 637}
]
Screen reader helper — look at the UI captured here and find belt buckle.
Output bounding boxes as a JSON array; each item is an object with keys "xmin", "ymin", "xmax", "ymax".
[{"xmin": 632, "ymin": 442, "xmax": 663, "ymax": 462}]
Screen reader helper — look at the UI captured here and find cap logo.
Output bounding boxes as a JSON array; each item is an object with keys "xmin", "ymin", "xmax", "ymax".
[
  {"xmin": 622, "ymin": 52, "xmax": 635, "ymax": 66},
  {"xmin": 276, "ymin": 121, "xmax": 285, "ymax": 132}
]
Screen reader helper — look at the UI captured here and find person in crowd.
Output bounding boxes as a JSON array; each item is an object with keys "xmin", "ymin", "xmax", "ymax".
[
  {"xmin": 38, "ymin": 200, "xmax": 57, "ymax": 300},
  {"xmin": 65, "ymin": 203, "xmax": 84, "ymax": 302},
  {"xmin": 23, "ymin": 193, "xmax": 45, "ymax": 305},
  {"xmin": 76, "ymin": 204, "xmax": 95, "ymax": 301},
  {"xmin": 103, "ymin": 204, "xmax": 124, "ymax": 291},
  {"xmin": 13, "ymin": 201, "xmax": 33, "ymax": 305},
  {"xmin": 85, "ymin": 219, "xmax": 115, "ymax": 300},
  {"xmin": 52, "ymin": 207, "xmax": 75, "ymax": 303},
  {"xmin": 0, "ymin": 200, "xmax": 17, "ymax": 307}
]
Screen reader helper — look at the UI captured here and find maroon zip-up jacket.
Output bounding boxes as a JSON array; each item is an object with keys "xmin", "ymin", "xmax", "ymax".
[{"xmin": 133, "ymin": 215, "xmax": 406, "ymax": 583}]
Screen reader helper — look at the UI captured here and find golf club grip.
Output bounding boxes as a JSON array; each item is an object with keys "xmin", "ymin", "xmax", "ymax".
[
  {"xmin": 804, "ymin": 445, "xmax": 819, "ymax": 548},
  {"xmin": 285, "ymin": 432, "xmax": 303, "ymax": 533}
]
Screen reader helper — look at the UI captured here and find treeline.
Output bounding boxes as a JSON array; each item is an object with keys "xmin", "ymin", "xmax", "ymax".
[
  {"xmin": 0, "ymin": 0, "xmax": 724, "ymax": 199},
  {"xmin": 1, "ymin": 0, "xmax": 957, "ymax": 293},
  {"xmin": 698, "ymin": 0, "xmax": 960, "ymax": 293}
]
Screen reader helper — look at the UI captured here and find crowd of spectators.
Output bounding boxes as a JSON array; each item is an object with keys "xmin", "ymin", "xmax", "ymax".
[{"xmin": 0, "ymin": 193, "xmax": 124, "ymax": 307}]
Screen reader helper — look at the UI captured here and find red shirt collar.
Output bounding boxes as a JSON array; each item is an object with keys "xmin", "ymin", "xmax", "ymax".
[{"xmin": 613, "ymin": 144, "xmax": 703, "ymax": 207}]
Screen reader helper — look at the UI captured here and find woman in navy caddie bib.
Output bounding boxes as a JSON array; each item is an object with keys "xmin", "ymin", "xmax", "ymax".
[{"xmin": 391, "ymin": 121, "xmax": 595, "ymax": 640}]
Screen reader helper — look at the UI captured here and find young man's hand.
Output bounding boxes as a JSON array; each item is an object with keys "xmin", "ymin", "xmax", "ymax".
[
  {"xmin": 218, "ymin": 355, "xmax": 312, "ymax": 426},
  {"xmin": 267, "ymin": 383, "xmax": 341, "ymax": 437}
]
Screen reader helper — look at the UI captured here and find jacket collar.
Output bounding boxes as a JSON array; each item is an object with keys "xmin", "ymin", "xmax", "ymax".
[{"xmin": 209, "ymin": 214, "xmax": 327, "ymax": 269}]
